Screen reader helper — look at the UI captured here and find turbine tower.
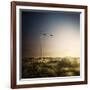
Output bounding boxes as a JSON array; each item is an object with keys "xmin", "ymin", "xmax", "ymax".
[{"xmin": 40, "ymin": 33, "xmax": 54, "ymax": 61}]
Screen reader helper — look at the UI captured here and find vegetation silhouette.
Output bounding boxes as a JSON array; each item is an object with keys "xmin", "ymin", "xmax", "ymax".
[{"xmin": 22, "ymin": 57, "xmax": 80, "ymax": 78}]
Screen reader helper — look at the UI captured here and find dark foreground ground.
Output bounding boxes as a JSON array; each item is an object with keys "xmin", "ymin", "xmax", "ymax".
[{"xmin": 22, "ymin": 57, "xmax": 80, "ymax": 78}]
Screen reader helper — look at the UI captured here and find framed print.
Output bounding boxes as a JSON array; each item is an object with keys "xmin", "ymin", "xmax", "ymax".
[{"xmin": 11, "ymin": 1, "xmax": 88, "ymax": 89}]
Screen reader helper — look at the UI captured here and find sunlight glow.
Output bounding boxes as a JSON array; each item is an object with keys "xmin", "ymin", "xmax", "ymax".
[{"xmin": 41, "ymin": 24, "xmax": 80, "ymax": 57}]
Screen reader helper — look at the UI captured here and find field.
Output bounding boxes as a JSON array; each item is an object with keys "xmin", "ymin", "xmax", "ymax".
[{"xmin": 22, "ymin": 57, "xmax": 80, "ymax": 78}]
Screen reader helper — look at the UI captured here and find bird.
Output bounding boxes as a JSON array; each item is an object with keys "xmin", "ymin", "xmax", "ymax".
[
  {"xmin": 42, "ymin": 33, "xmax": 47, "ymax": 36},
  {"xmin": 50, "ymin": 34, "xmax": 53, "ymax": 36}
]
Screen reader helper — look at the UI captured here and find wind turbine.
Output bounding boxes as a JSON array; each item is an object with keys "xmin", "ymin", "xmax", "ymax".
[{"xmin": 40, "ymin": 33, "xmax": 54, "ymax": 61}]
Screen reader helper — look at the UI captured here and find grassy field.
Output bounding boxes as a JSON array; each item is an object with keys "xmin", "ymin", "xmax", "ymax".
[{"xmin": 22, "ymin": 57, "xmax": 80, "ymax": 78}]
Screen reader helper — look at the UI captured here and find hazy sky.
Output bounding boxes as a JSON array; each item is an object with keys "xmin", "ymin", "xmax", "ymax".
[{"xmin": 21, "ymin": 10, "xmax": 80, "ymax": 58}]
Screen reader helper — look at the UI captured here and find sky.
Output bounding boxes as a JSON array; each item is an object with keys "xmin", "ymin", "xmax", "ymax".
[{"xmin": 21, "ymin": 9, "xmax": 80, "ymax": 58}]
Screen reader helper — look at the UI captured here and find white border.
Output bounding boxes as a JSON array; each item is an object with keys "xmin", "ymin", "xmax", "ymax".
[{"xmin": 16, "ymin": 6, "xmax": 85, "ymax": 85}]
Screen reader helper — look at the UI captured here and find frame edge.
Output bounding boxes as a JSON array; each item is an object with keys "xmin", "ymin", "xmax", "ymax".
[{"xmin": 11, "ymin": 1, "xmax": 17, "ymax": 89}]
